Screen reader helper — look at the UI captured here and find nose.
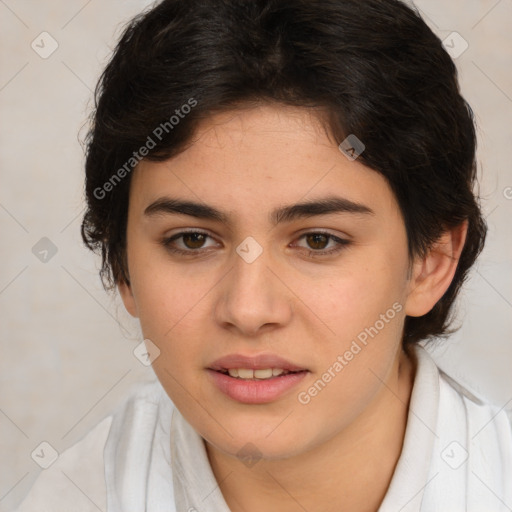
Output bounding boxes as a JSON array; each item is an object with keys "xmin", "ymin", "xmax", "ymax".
[{"xmin": 214, "ymin": 245, "xmax": 293, "ymax": 337}]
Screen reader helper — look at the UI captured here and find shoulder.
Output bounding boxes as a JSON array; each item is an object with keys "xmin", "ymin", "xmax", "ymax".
[
  {"xmin": 12, "ymin": 379, "xmax": 165, "ymax": 512},
  {"xmin": 437, "ymin": 360, "xmax": 512, "ymax": 435},
  {"xmin": 13, "ymin": 416, "xmax": 112, "ymax": 512},
  {"xmin": 415, "ymin": 345, "xmax": 512, "ymax": 483},
  {"xmin": 412, "ymin": 343, "xmax": 512, "ymax": 432},
  {"xmin": 439, "ymin": 366, "xmax": 512, "ymax": 455},
  {"xmin": 406, "ymin": 344, "xmax": 512, "ymax": 508}
]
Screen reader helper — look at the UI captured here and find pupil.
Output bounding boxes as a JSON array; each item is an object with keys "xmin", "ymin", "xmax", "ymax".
[
  {"xmin": 183, "ymin": 233, "xmax": 206, "ymax": 249},
  {"xmin": 307, "ymin": 234, "xmax": 328, "ymax": 250}
]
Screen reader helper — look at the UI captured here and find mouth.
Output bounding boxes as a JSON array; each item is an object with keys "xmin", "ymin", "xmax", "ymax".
[
  {"xmin": 207, "ymin": 353, "xmax": 310, "ymax": 404},
  {"xmin": 213, "ymin": 367, "xmax": 306, "ymax": 380}
]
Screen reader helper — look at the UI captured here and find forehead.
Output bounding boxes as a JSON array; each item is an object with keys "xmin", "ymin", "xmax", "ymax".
[
  {"xmin": 129, "ymin": 104, "xmax": 401, "ymax": 225},
  {"xmin": 194, "ymin": 104, "xmax": 332, "ymax": 146}
]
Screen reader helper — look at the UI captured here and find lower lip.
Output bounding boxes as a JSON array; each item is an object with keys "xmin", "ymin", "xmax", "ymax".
[{"xmin": 207, "ymin": 369, "xmax": 309, "ymax": 404}]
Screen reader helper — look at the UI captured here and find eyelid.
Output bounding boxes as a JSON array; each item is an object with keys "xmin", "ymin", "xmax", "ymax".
[
  {"xmin": 165, "ymin": 227, "xmax": 214, "ymax": 237},
  {"xmin": 293, "ymin": 227, "xmax": 350, "ymax": 240}
]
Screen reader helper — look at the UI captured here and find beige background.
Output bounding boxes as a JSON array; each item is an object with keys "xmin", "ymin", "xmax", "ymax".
[{"xmin": 1, "ymin": 1, "xmax": 511, "ymax": 510}]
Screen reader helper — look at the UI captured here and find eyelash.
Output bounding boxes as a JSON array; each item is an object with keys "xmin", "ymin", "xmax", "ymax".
[{"xmin": 161, "ymin": 230, "xmax": 350, "ymax": 258}]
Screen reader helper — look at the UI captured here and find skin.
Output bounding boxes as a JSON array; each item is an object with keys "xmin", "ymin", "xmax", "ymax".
[{"xmin": 119, "ymin": 104, "xmax": 467, "ymax": 512}]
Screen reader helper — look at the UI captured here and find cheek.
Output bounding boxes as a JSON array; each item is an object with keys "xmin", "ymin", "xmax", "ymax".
[
  {"xmin": 295, "ymin": 249, "xmax": 409, "ymax": 401},
  {"xmin": 290, "ymin": 274, "xmax": 407, "ymax": 444},
  {"xmin": 131, "ymin": 257, "xmax": 212, "ymax": 337},
  {"xmin": 292, "ymin": 250, "xmax": 408, "ymax": 344},
  {"xmin": 133, "ymin": 277, "xmax": 211, "ymax": 414}
]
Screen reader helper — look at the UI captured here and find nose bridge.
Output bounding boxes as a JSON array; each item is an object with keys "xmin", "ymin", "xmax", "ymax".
[
  {"xmin": 232, "ymin": 248, "xmax": 271, "ymax": 299},
  {"xmin": 214, "ymin": 240, "xmax": 291, "ymax": 334}
]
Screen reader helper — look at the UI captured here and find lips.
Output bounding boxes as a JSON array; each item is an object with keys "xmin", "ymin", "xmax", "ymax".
[
  {"xmin": 207, "ymin": 353, "xmax": 309, "ymax": 404},
  {"xmin": 208, "ymin": 353, "xmax": 307, "ymax": 372}
]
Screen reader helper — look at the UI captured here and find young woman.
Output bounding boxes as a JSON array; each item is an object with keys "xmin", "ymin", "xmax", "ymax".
[{"xmin": 15, "ymin": 0, "xmax": 512, "ymax": 510}]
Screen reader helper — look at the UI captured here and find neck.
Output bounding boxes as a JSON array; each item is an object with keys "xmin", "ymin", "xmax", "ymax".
[{"xmin": 206, "ymin": 347, "xmax": 416, "ymax": 512}]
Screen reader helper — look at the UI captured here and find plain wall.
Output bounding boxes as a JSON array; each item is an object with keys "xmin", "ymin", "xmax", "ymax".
[{"xmin": 1, "ymin": 1, "xmax": 511, "ymax": 510}]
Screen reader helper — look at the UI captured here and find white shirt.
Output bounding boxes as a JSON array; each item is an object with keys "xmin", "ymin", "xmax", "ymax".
[{"xmin": 13, "ymin": 345, "xmax": 512, "ymax": 511}]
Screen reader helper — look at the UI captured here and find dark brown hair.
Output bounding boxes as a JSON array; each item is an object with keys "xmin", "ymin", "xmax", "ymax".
[{"xmin": 81, "ymin": 0, "xmax": 486, "ymax": 345}]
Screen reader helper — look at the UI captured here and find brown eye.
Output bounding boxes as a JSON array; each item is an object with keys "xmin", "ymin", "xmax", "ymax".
[
  {"xmin": 162, "ymin": 230, "xmax": 220, "ymax": 256},
  {"xmin": 305, "ymin": 233, "xmax": 329, "ymax": 250},
  {"xmin": 182, "ymin": 232, "xmax": 207, "ymax": 249},
  {"xmin": 293, "ymin": 231, "xmax": 350, "ymax": 258}
]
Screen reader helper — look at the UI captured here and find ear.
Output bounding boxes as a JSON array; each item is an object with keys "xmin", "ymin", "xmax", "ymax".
[
  {"xmin": 118, "ymin": 280, "xmax": 139, "ymax": 318},
  {"xmin": 405, "ymin": 221, "xmax": 468, "ymax": 317}
]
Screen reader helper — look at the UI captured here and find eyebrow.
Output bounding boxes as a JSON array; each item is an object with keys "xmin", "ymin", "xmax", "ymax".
[{"xmin": 144, "ymin": 196, "xmax": 374, "ymax": 225}]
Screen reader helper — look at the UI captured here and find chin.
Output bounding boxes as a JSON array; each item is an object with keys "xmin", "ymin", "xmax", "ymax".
[{"xmin": 208, "ymin": 435, "xmax": 308, "ymax": 463}]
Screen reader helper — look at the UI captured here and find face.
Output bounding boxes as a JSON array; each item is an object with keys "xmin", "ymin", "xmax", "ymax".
[{"xmin": 119, "ymin": 104, "xmax": 417, "ymax": 460}]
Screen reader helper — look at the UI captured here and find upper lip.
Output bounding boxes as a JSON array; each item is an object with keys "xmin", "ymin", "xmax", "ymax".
[{"xmin": 208, "ymin": 353, "xmax": 308, "ymax": 372}]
